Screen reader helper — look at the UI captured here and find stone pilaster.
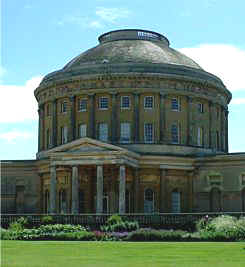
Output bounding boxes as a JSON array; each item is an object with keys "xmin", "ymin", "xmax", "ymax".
[
  {"xmin": 38, "ymin": 104, "xmax": 44, "ymax": 152},
  {"xmin": 110, "ymin": 92, "xmax": 118, "ymax": 143},
  {"xmin": 159, "ymin": 169, "xmax": 167, "ymax": 213},
  {"xmin": 50, "ymin": 166, "xmax": 57, "ymax": 213},
  {"xmin": 225, "ymin": 109, "xmax": 229, "ymax": 152},
  {"xmin": 159, "ymin": 92, "xmax": 166, "ymax": 143},
  {"xmin": 208, "ymin": 101, "xmax": 213, "ymax": 148},
  {"xmin": 71, "ymin": 166, "xmax": 79, "ymax": 214},
  {"xmin": 88, "ymin": 94, "xmax": 95, "ymax": 139},
  {"xmin": 119, "ymin": 165, "xmax": 126, "ymax": 214},
  {"xmin": 186, "ymin": 96, "xmax": 192, "ymax": 145},
  {"xmin": 221, "ymin": 106, "xmax": 224, "ymax": 151},
  {"xmin": 133, "ymin": 93, "xmax": 140, "ymax": 143},
  {"xmin": 188, "ymin": 171, "xmax": 195, "ymax": 212},
  {"xmin": 69, "ymin": 96, "xmax": 76, "ymax": 141},
  {"xmin": 133, "ymin": 168, "xmax": 139, "ymax": 213},
  {"xmin": 52, "ymin": 99, "xmax": 57, "ymax": 147},
  {"xmin": 96, "ymin": 165, "xmax": 103, "ymax": 213}
]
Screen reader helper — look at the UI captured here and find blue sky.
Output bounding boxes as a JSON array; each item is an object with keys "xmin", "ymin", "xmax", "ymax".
[{"xmin": 1, "ymin": 0, "xmax": 245, "ymax": 160}]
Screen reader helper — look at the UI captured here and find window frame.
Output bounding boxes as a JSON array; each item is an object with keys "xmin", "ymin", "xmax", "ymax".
[
  {"xmin": 197, "ymin": 103, "xmax": 204, "ymax": 113},
  {"xmin": 99, "ymin": 97, "xmax": 109, "ymax": 110},
  {"xmin": 120, "ymin": 96, "xmax": 131, "ymax": 109},
  {"xmin": 61, "ymin": 126, "xmax": 68, "ymax": 144},
  {"xmin": 78, "ymin": 98, "xmax": 87, "ymax": 112},
  {"xmin": 79, "ymin": 124, "xmax": 87, "ymax": 138},
  {"xmin": 61, "ymin": 101, "xmax": 67, "ymax": 113},
  {"xmin": 171, "ymin": 98, "xmax": 180, "ymax": 111},
  {"xmin": 120, "ymin": 122, "xmax": 131, "ymax": 143},
  {"xmin": 171, "ymin": 123, "xmax": 180, "ymax": 144},
  {"xmin": 144, "ymin": 123, "xmax": 154, "ymax": 143},
  {"xmin": 98, "ymin": 122, "xmax": 108, "ymax": 142},
  {"xmin": 197, "ymin": 127, "xmax": 204, "ymax": 147},
  {"xmin": 144, "ymin": 96, "xmax": 154, "ymax": 109}
]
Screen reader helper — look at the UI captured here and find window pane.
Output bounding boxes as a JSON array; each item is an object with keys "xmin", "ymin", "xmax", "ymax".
[
  {"xmin": 99, "ymin": 123, "xmax": 108, "ymax": 142},
  {"xmin": 120, "ymin": 123, "xmax": 130, "ymax": 143},
  {"xmin": 121, "ymin": 96, "xmax": 130, "ymax": 109},
  {"xmin": 172, "ymin": 191, "xmax": 181, "ymax": 213},
  {"xmin": 61, "ymin": 101, "xmax": 67, "ymax": 113},
  {"xmin": 99, "ymin": 97, "xmax": 109, "ymax": 109},
  {"xmin": 79, "ymin": 124, "xmax": 87, "ymax": 138},
  {"xmin": 144, "ymin": 96, "xmax": 153, "ymax": 109},
  {"xmin": 78, "ymin": 99, "xmax": 87, "ymax": 111},
  {"xmin": 171, "ymin": 124, "xmax": 179, "ymax": 143},
  {"xmin": 197, "ymin": 127, "xmax": 203, "ymax": 146},
  {"xmin": 171, "ymin": 98, "xmax": 179, "ymax": 111},
  {"xmin": 144, "ymin": 123, "xmax": 153, "ymax": 143}
]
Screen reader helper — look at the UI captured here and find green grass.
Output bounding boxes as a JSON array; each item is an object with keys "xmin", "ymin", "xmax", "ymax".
[{"xmin": 1, "ymin": 241, "xmax": 245, "ymax": 267}]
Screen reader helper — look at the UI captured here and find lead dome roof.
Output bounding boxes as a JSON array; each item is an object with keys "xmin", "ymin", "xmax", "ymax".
[{"xmin": 39, "ymin": 29, "xmax": 227, "ymax": 91}]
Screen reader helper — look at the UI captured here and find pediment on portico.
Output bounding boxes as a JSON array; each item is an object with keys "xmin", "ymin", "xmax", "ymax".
[{"xmin": 47, "ymin": 137, "xmax": 126, "ymax": 155}]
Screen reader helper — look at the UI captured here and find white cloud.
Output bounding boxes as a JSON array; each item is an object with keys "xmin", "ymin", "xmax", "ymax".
[
  {"xmin": 95, "ymin": 7, "xmax": 131, "ymax": 23},
  {"xmin": 89, "ymin": 21, "xmax": 103, "ymax": 29},
  {"xmin": 0, "ymin": 131, "xmax": 34, "ymax": 143},
  {"xmin": 0, "ymin": 76, "xmax": 43, "ymax": 123},
  {"xmin": 230, "ymin": 98, "xmax": 245, "ymax": 105},
  {"xmin": 0, "ymin": 66, "xmax": 6, "ymax": 84},
  {"xmin": 178, "ymin": 44, "xmax": 245, "ymax": 92},
  {"xmin": 57, "ymin": 16, "xmax": 103, "ymax": 29}
]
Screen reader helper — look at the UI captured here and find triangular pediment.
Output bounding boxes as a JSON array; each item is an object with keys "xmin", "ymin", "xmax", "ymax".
[{"xmin": 47, "ymin": 137, "xmax": 125, "ymax": 154}]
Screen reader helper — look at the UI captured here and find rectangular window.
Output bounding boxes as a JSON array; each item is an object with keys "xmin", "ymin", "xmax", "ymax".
[
  {"xmin": 144, "ymin": 123, "xmax": 154, "ymax": 143},
  {"xmin": 171, "ymin": 124, "xmax": 180, "ymax": 144},
  {"xmin": 144, "ymin": 96, "xmax": 154, "ymax": 109},
  {"xmin": 78, "ymin": 98, "xmax": 87, "ymax": 111},
  {"xmin": 46, "ymin": 129, "xmax": 51, "ymax": 149},
  {"xmin": 197, "ymin": 127, "xmax": 203, "ymax": 146},
  {"xmin": 79, "ymin": 124, "xmax": 87, "ymax": 138},
  {"xmin": 198, "ymin": 103, "xmax": 204, "ymax": 113},
  {"xmin": 98, "ymin": 123, "xmax": 108, "ymax": 142},
  {"xmin": 121, "ymin": 96, "xmax": 130, "ymax": 109},
  {"xmin": 99, "ymin": 97, "xmax": 109, "ymax": 110},
  {"xmin": 61, "ymin": 126, "xmax": 68, "ymax": 144},
  {"xmin": 120, "ymin": 122, "xmax": 130, "ymax": 143},
  {"xmin": 171, "ymin": 98, "xmax": 180, "ymax": 111},
  {"xmin": 216, "ymin": 131, "xmax": 220, "ymax": 149},
  {"xmin": 61, "ymin": 101, "xmax": 67, "ymax": 113}
]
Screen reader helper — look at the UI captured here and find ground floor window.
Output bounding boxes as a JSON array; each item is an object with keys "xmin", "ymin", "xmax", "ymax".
[
  {"xmin": 59, "ymin": 189, "xmax": 67, "ymax": 214},
  {"xmin": 126, "ymin": 189, "xmax": 130, "ymax": 213},
  {"xmin": 79, "ymin": 190, "xmax": 84, "ymax": 213},
  {"xmin": 242, "ymin": 189, "xmax": 245, "ymax": 212},
  {"xmin": 144, "ymin": 188, "xmax": 154, "ymax": 213},
  {"xmin": 171, "ymin": 190, "xmax": 181, "ymax": 213},
  {"xmin": 210, "ymin": 187, "xmax": 221, "ymax": 212},
  {"xmin": 103, "ymin": 193, "xmax": 108, "ymax": 213},
  {"xmin": 44, "ymin": 189, "xmax": 50, "ymax": 213}
]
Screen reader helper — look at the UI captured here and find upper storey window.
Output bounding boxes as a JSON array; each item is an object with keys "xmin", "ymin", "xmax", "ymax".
[
  {"xmin": 198, "ymin": 103, "xmax": 204, "ymax": 113},
  {"xmin": 61, "ymin": 126, "xmax": 68, "ymax": 144},
  {"xmin": 79, "ymin": 124, "xmax": 87, "ymax": 138},
  {"xmin": 61, "ymin": 101, "xmax": 67, "ymax": 113},
  {"xmin": 171, "ymin": 124, "xmax": 180, "ymax": 144},
  {"xmin": 144, "ymin": 123, "xmax": 154, "ymax": 143},
  {"xmin": 99, "ymin": 97, "xmax": 109, "ymax": 110},
  {"xmin": 241, "ymin": 174, "xmax": 245, "ymax": 186},
  {"xmin": 144, "ymin": 96, "xmax": 154, "ymax": 109},
  {"xmin": 171, "ymin": 98, "xmax": 180, "ymax": 111},
  {"xmin": 120, "ymin": 122, "xmax": 130, "ymax": 143},
  {"xmin": 78, "ymin": 98, "xmax": 87, "ymax": 112},
  {"xmin": 197, "ymin": 127, "xmax": 204, "ymax": 146},
  {"xmin": 98, "ymin": 123, "xmax": 108, "ymax": 142},
  {"xmin": 121, "ymin": 96, "xmax": 130, "ymax": 109}
]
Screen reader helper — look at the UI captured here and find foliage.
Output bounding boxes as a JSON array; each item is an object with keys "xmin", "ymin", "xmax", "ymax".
[
  {"xmin": 40, "ymin": 215, "xmax": 53, "ymax": 225},
  {"xmin": 106, "ymin": 214, "xmax": 123, "ymax": 225},
  {"xmin": 8, "ymin": 217, "xmax": 29, "ymax": 231}
]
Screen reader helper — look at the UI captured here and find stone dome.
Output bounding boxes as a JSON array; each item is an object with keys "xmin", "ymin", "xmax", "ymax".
[{"xmin": 39, "ymin": 29, "xmax": 226, "ymax": 90}]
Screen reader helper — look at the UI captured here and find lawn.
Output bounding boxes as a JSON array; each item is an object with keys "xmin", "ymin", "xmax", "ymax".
[{"xmin": 1, "ymin": 241, "xmax": 245, "ymax": 267}]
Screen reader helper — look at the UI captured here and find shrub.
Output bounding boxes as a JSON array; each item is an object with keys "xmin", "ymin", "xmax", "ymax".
[
  {"xmin": 8, "ymin": 217, "xmax": 29, "ymax": 231},
  {"xmin": 101, "ymin": 221, "xmax": 139, "ymax": 232},
  {"xmin": 106, "ymin": 214, "xmax": 123, "ymax": 225},
  {"xmin": 41, "ymin": 215, "xmax": 53, "ymax": 225}
]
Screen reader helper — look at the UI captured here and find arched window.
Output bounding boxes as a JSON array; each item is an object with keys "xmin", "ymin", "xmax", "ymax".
[
  {"xmin": 126, "ymin": 189, "xmax": 130, "ymax": 213},
  {"xmin": 210, "ymin": 187, "xmax": 221, "ymax": 212},
  {"xmin": 79, "ymin": 190, "xmax": 84, "ymax": 214},
  {"xmin": 44, "ymin": 190, "xmax": 50, "ymax": 213},
  {"xmin": 144, "ymin": 188, "xmax": 154, "ymax": 213},
  {"xmin": 242, "ymin": 189, "xmax": 245, "ymax": 212},
  {"xmin": 59, "ymin": 189, "xmax": 67, "ymax": 214},
  {"xmin": 171, "ymin": 189, "xmax": 181, "ymax": 213}
]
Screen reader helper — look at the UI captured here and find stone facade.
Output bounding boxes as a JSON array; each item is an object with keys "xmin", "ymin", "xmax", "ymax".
[{"xmin": 1, "ymin": 29, "xmax": 244, "ymax": 214}]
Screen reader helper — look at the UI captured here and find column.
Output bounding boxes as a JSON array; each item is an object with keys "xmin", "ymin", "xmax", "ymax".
[
  {"xmin": 38, "ymin": 104, "xmax": 44, "ymax": 152},
  {"xmin": 225, "ymin": 109, "xmax": 229, "ymax": 153},
  {"xmin": 119, "ymin": 165, "xmax": 126, "ymax": 214},
  {"xmin": 208, "ymin": 101, "xmax": 213, "ymax": 148},
  {"xmin": 159, "ymin": 92, "xmax": 166, "ymax": 143},
  {"xmin": 133, "ymin": 168, "xmax": 140, "ymax": 213},
  {"xmin": 220, "ymin": 106, "xmax": 225, "ymax": 151},
  {"xmin": 69, "ymin": 96, "xmax": 76, "ymax": 141},
  {"xmin": 133, "ymin": 93, "xmax": 140, "ymax": 143},
  {"xmin": 88, "ymin": 94, "xmax": 95, "ymax": 139},
  {"xmin": 159, "ymin": 169, "xmax": 167, "ymax": 213},
  {"xmin": 50, "ymin": 166, "xmax": 57, "ymax": 213},
  {"xmin": 186, "ymin": 96, "xmax": 192, "ymax": 145},
  {"xmin": 96, "ymin": 165, "xmax": 103, "ymax": 213},
  {"xmin": 52, "ymin": 99, "xmax": 57, "ymax": 147},
  {"xmin": 71, "ymin": 166, "xmax": 79, "ymax": 214},
  {"xmin": 111, "ymin": 92, "xmax": 118, "ymax": 143},
  {"xmin": 188, "ymin": 171, "xmax": 194, "ymax": 212}
]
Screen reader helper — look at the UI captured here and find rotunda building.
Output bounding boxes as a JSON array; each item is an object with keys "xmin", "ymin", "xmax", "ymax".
[{"xmin": 4, "ymin": 29, "xmax": 245, "ymax": 218}]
